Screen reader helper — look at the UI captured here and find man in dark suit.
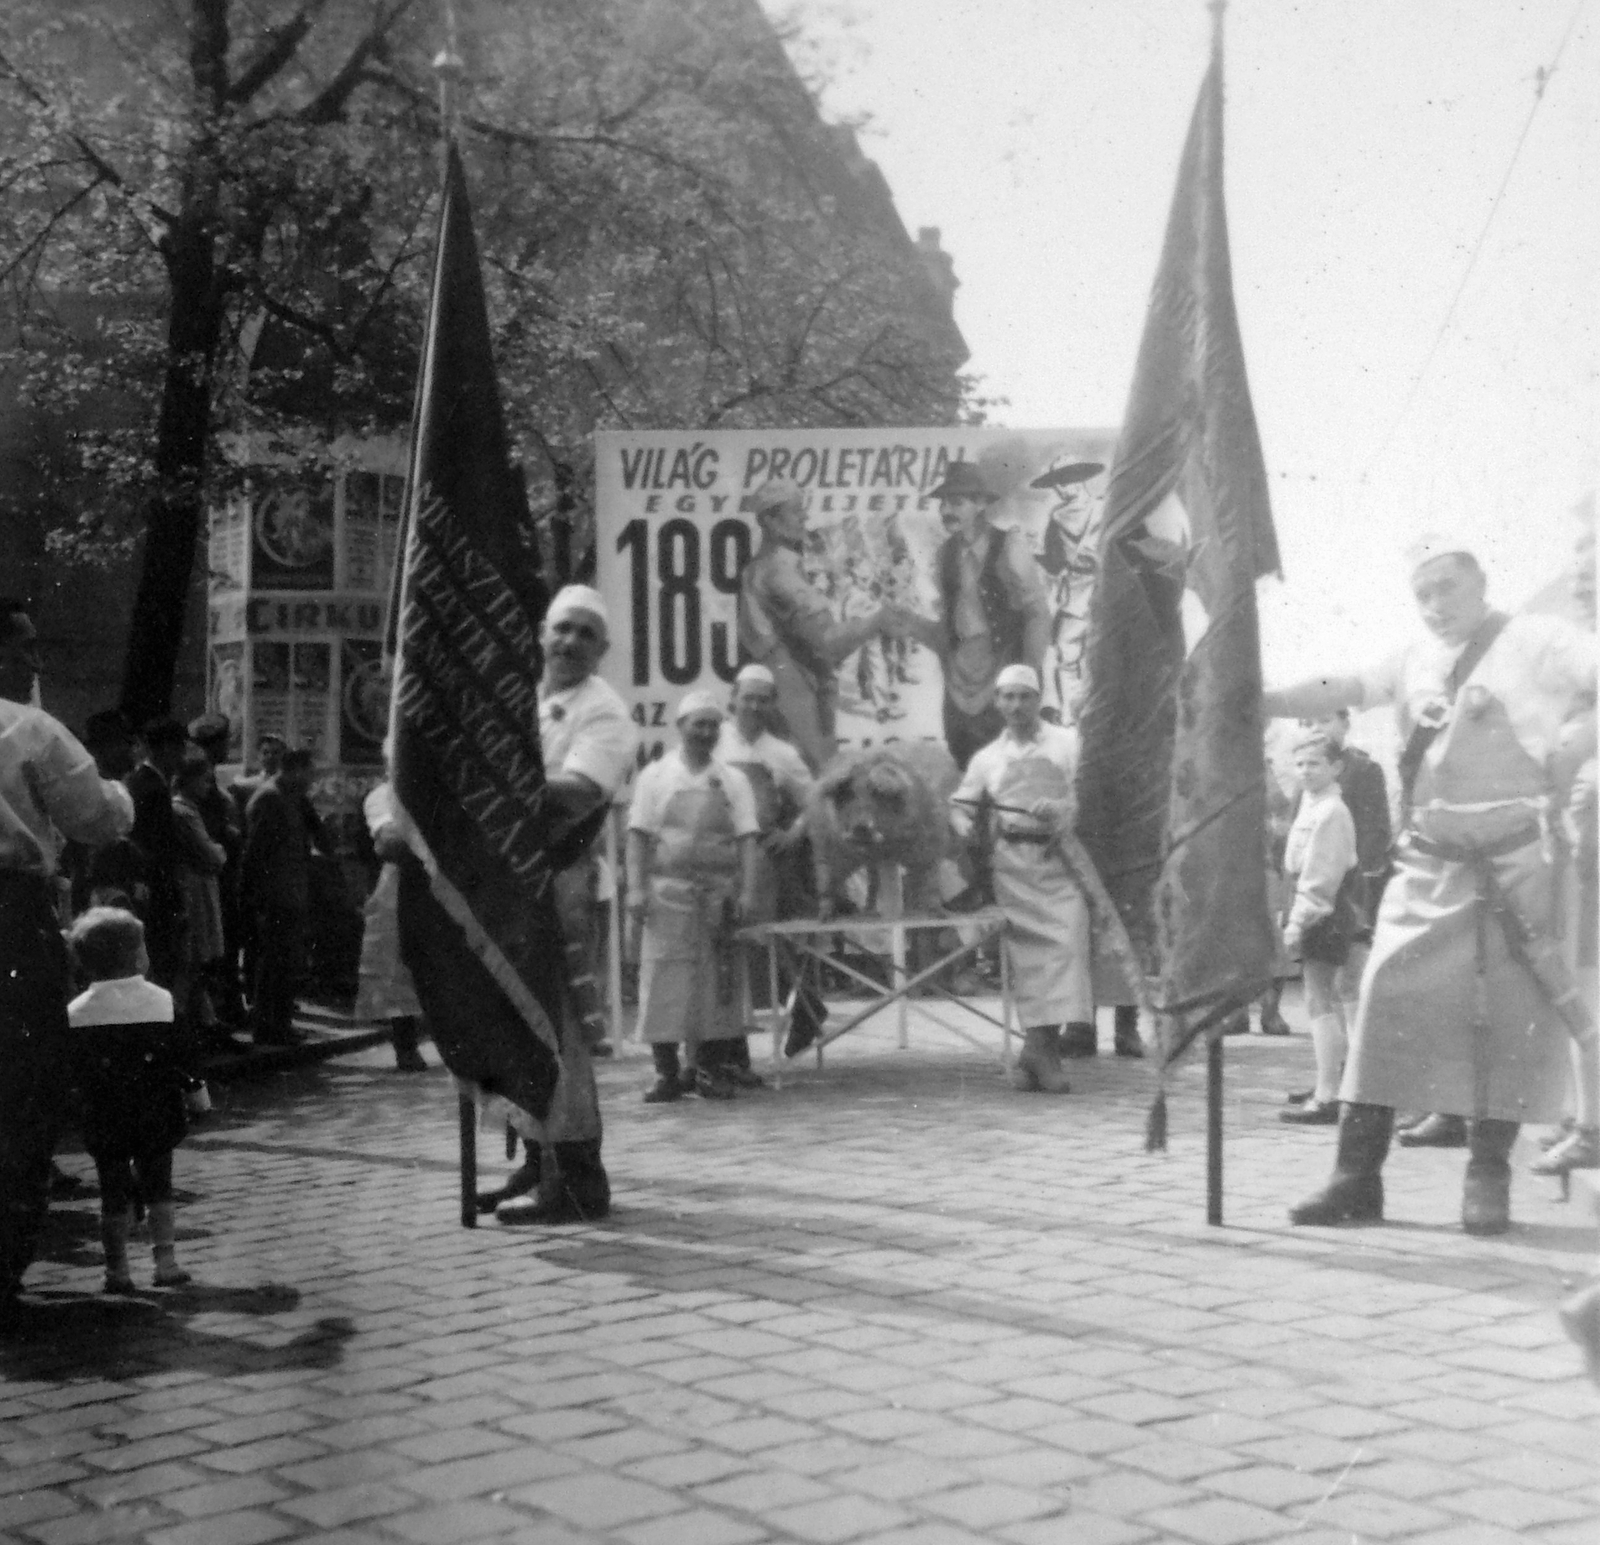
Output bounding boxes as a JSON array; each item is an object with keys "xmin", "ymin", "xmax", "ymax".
[
  {"xmin": 240, "ymin": 748, "xmax": 316, "ymax": 1046},
  {"xmin": 902, "ymin": 462, "xmax": 1052, "ymax": 770},
  {"xmin": 126, "ymin": 719, "xmax": 194, "ymax": 995}
]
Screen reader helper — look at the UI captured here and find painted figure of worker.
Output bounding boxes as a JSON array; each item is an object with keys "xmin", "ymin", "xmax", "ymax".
[{"xmin": 737, "ymin": 478, "xmax": 898, "ymax": 772}]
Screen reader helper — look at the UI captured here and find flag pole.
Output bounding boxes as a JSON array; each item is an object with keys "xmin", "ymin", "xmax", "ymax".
[
  {"xmin": 1206, "ymin": 0, "xmax": 1227, "ymax": 1229},
  {"xmin": 428, "ymin": 3, "xmax": 479, "ymax": 1230}
]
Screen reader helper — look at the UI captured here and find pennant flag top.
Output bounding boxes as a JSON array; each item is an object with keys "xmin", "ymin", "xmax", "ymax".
[
  {"xmin": 388, "ymin": 142, "xmax": 583, "ymax": 1134},
  {"xmin": 1075, "ymin": 39, "xmax": 1281, "ymax": 1089}
]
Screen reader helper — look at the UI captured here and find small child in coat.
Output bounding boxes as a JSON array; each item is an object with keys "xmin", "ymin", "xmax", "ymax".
[{"xmin": 67, "ymin": 906, "xmax": 198, "ymax": 1293}]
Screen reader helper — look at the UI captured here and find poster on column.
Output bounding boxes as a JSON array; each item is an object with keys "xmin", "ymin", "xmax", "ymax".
[{"xmin": 594, "ymin": 426, "xmax": 1117, "ymax": 772}]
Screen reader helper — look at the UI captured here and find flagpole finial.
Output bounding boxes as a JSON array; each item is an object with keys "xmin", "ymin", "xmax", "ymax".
[{"xmin": 433, "ymin": 0, "xmax": 464, "ymax": 133}]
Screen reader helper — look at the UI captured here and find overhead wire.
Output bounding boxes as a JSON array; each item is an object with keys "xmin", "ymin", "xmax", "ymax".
[{"xmin": 1358, "ymin": 0, "xmax": 1588, "ymax": 487}]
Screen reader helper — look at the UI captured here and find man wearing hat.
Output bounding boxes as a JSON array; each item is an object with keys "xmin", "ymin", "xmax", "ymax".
[
  {"xmin": 187, "ymin": 713, "xmax": 249, "ymax": 1037},
  {"xmin": 240, "ymin": 746, "xmax": 318, "ymax": 1046},
  {"xmin": 717, "ymin": 663, "xmax": 826, "ymax": 1068},
  {"xmin": 1264, "ymin": 538, "xmax": 1596, "ymax": 1235},
  {"xmin": 901, "ymin": 462, "xmax": 1052, "ymax": 770},
  {"xmin": 1, "ymin": 599, "xmax": 134, "ymax": 1303},
  {"xmin": 487, "ymin": 584, "xmax": 637, "ymax": 1223},
  {"xmin": 625, "ymin": 690, "xmax": 760, "ymax": 1102},
  {"xmin": 738, "ymin": 479, "xmax": 899, "ymax": 772},
  {"xmin": 951, "ymin": 664, "xmax": 1093, "ymax": 1090}
]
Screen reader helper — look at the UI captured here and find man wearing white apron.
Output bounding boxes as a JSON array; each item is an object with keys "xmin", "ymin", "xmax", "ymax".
[
  {"xmin": 952, "ymin": 664, "xmax": 1091, "ymax": 1093},
  {"xmin": 1265, "ymin": 538, "xmax": 1596, "ymax": 1235},
  {"xmin": 490, "ymin": 585, "xmax": 638, "ymax": 1225},
  {"xmin": 627, "ymin": 690, "xmax": 760, "ymax": 1102},
  {"xmin": 715, "ymin": 663, "xmax": 819, "ymax": 1076}
]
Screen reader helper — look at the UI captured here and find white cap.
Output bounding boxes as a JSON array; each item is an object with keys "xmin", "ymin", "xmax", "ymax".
[
  {"xmin": 995, "ymin": 663, "xmax": 1041, "ymax": 693},
  {"xmin": 675, "ymin": 688, "xmax": 724, "ymax": 723},
  {"xmin": 546, "ymin": 584, "xmax": 610, "ymax": 638},
  {"xmin": 735, "ymin": 663, "xmax": 776, "ymax": 689},
  {"xmin": 1404, "ymin": 533, "xmax": 1476, "ymax": 575}
]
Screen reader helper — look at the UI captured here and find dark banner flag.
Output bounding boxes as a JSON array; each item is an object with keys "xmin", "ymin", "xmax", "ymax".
[
  {"xmin": 1075, "ymin": 39, "xmax": 1281, "ymax": 1093},
  {"xmin": 388, "ymin": 142, "xmax": 589, "ymax": 1137}
]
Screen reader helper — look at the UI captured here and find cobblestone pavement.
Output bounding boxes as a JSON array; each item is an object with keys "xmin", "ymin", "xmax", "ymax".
[{"xmin": 6, "ymin": 997, "xmax": 1598, "ymax": 1545}]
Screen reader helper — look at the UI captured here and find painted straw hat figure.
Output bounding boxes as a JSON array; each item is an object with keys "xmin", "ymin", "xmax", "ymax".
[{"xmin": 896, "ymin": 461, "xmax": 1053, "ymax": 771}]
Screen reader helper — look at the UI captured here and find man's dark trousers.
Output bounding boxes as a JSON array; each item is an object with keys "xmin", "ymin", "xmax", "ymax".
[
  {"xmin": 0, "ymin": 874, "xmax": 72, "ymax": 1297},
  {"xmin": 252, "ymin": 906, "xmax": 308, "ymax": 1044}
]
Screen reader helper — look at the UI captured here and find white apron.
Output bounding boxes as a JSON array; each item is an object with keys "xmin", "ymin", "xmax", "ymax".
[
  {"xmin": 637, "ymin": 779, "xmax": 744, "ymax": 1046},
  {"xmin": 1343, "ymin": 693, "xmax": 1570, "ymax": 1121},
  {"xmin": 992, "ymin": 755, "xmax": 1092, "ymax": 1028}
]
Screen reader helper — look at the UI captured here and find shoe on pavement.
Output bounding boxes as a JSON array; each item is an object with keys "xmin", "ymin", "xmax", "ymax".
[
  {"xmin": 642, "ymin": 1077, "xmax": 682, "ymax": 1104},
  {"xmin": 1396, "ymin": 1113, "xmax": 1468, "ymax": 1148},
  {"xmin": 727, "ymin": 1066, "xmax": 766, "ymax": 1089},
  {"xmin": 690, "ymin": 1068, "xmax": 736, "ymax": 1101},
  {"xmin": 1530, "ymin": 1126, "xmax": 1600, "ymax": 1176},
  {"xmin": 1280, "ymin": 1099, "xmax": 1339, "ymax": 1125},
  {"xmin": 1059, "ymin": 1023, "xmax": 1097, "ymax": 1058},
  {"xmin": 1284, "ymin": 1089, "xmax": 1314, "ymax": 1106},
  {"xmin": 1258, "ymin": 1013, "xmax": 1293, "ymax": 1036}
]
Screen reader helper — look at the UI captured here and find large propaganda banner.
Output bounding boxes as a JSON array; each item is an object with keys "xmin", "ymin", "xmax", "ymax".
[{"xmin": 595, "ymin": 426, "xmax": 1117, "ymax": 772}]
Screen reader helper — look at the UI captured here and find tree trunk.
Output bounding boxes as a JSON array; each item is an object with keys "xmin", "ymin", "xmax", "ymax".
[{"xmin": 119, "ymin": 219, "xmax": 222, "ymax": 726}]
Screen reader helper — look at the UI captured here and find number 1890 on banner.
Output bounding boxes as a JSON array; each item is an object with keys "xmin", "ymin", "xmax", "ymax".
[{"xmin": 613, "ymin": 516, "xmax": 752, "ymax": 688}]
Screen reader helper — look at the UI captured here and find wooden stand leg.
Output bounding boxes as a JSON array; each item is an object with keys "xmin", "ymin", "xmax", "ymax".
[
  {"xmin": 880, "ymin": 863, "xmax": 908, "ymax": 1051},
  {"xmin": 1206, "ymin": 1034, "xmax": 1224, "ymax": 1227},
  {"xmin": 459, "ymin": 1093, "xmax": 477, "ymax": 1230},
  {"xmin": 998, "ymin": 923, "xmax": 1013, "ymax": 1070},
  {"xmin": 768, "ymin": 939, "xmax": 782, "ymax": 1084},
  {"xmin": 604, "ymin": 808, "xmax": 624, "ymax": 1043}
]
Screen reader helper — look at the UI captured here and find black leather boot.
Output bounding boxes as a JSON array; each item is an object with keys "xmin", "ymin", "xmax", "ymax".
[
  {"xmin": 476, "ymin": 1153, "xmax": 539, "ymax": 1214},
  {"xmin": 1289, "ymin": 1102, "xmax": 1392, "ymax": 1225},
  {"xmin": 1462, "ymin": 1118, "xmax": 1518, "ymax": 1235},
  {"xmin": 497, "ymin": 1140, "xmax": 611, "ymax": 1225},
  {"xmin": 1113, "ymin": 1005, "xmax": 1144, "ymax": 1058},
  {"xmin": 643, "ymin": 1043, "xmax": 682, "ymax": 1103},
  {"xmin": 1060, "ymin": 1021, "xmax": 1097, "ymax": 1058}
]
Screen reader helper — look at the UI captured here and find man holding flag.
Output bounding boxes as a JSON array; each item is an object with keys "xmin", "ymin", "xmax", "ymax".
[{"xmin": 387, "ymin": 139, "xmax": 617, "ymax": 1227}]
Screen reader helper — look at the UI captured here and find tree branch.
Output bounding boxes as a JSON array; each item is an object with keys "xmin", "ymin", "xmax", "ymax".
[
  {"xmin": 0, "ymin": 177, "xmax": 104, "ymax": 290},
  {"xmin": 298, "ymin": 0, "xmax": 417, "ymax": 125},
  {"xmin": 0, "ymin": 45, "xmax": 177, "ymax": 232},
  {"xmin": 228, "ymin": 0, "xmax": 332, "ymax": 104}
]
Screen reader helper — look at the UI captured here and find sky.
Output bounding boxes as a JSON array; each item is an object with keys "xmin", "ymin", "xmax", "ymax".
[{"xmin": 786, "ymin": 0, "xmax": 1598, "ymax": 682}]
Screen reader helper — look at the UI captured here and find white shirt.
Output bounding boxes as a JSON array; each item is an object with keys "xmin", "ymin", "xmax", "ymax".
[
  {"xmin": 955, "ymin": 720, "xmax": 1081, "ymax": 809},
  {"xmin": 628, "ymin": 751, "xmax": 761, "ymax": 838},
  {"xmin": 1359, "ymin": 613, "xmax": 1596, "ymax": 772},
  {"xmin": 1283, "ymin": 784, "xmax": 1356, "ymax": 932},
  {"xmin": 69, "ymin": 975, "xmax": 175, "ymax": 1027},
  {"xmin": 539, "ymin": 674, "xmax": 637, "ymax": 799},
  {"xmin": 714, "ymin": 723, "xmax": 814, "ymax": 809},
  {"xmin": 0, "ymin": 699, "xmax": 133, "ymax": 876}
]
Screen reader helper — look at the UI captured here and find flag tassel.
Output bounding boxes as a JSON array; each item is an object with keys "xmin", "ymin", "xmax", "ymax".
[{"xmin": 1144, "ymin": 1082, "xmax": 1169, "ymax": 1153}]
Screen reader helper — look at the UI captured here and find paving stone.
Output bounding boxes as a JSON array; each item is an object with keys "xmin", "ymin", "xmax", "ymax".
[
  {"xmin": 392, "ymin": 1444, "xmax": 581, "ymax": 1499},
  {"xmin": 143, "ymin": 1511, "xmax": 296, "ymax": 1545},
  {"xmin": 696, "ymin": 1467, "xmax": 838, "ymax": 1513},
  {"xmin": 614, "ymin": 1508, "xmax": 770, "ymax": 1545},
  {"xmin": 764, "ymin": 1494, "xmax": 911, "ymax": 1542},
  {"xmin": 1445, "ymin": 1486, "xmax": 1593, "ymax": 1530},
  {"xmin": 1140, "ymin": 1496, "xmax": 1288, "ymax": 1544},
  {"xmin": 1007, "ymin": 1513, "xmax": 1160, "ymax": 1544},
  {"xmin": 507, "ymin": 1471, "xmax": 685, "ymax": 1529},
  {"xmin": 922, "ymin": 1483, "xmax": 1057, "ymax": 1529},
  {"xmin": 163, "ymin": 1474, "xmax": 294, "ymax": 1518},
  {"xmin": 380, "ymin": 1500, "xmax": 539, "ymax": 1543}
]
